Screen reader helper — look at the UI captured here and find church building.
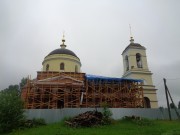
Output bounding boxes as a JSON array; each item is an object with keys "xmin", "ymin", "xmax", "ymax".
[{"xmin": 21, "ymin": 34, "xmax": 158, "ymax": 109}]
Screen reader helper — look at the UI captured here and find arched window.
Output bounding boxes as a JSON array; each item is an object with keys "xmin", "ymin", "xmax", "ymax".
[
  {"xmin": 75, "ymin": 65, "xmax": 78, "ymax": 73},
  {"xmin": 46, "ymin": 64, "xmax": 49, "ymax": 71},
  {"xmin": 125, "ymin": 55, "xmax": 129, "ymax": 71},
  {"xmin": 60, "ymin": 63, "xmax": 64, "ymax": 70},
  {"xmin": 144, "ymin": 97, "xmax": 151, "ymax": 108},
  {"xmin": 136, "ymin": 53, "xmax": 143, "ymax": 68}
]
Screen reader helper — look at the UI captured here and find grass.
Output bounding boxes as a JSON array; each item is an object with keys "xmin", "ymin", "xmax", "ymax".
[{"xmin": 4, "ymin": 120, "xmax": 180, "ymax": 135}]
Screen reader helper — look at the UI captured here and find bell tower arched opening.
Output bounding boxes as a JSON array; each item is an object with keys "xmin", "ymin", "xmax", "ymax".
[
  {"xmin": 136, "ymin": 53, "xmax": 143, "ymax": 68},
  {"xmin": 125, "ymin": 55, "xmax": 129, "ymax": 71}
]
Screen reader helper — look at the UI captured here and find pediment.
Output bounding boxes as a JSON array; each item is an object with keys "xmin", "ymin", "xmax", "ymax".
[{"xmin": 34, "ymin": 75, "xmax": 83, "ymax": 85}]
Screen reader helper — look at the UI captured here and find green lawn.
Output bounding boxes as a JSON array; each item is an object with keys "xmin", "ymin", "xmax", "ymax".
[{"xmin": 5, "ymin": 120, "xmax": 180, "ymax": 135}]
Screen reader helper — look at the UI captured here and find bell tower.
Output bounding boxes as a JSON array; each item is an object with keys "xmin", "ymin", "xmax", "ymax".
[{"xmin": 122, "ymin": 36, "xmax": 158, "ymax": 108}]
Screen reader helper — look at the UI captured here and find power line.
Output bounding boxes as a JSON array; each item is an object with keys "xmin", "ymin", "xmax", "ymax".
[
  {"xmin": 166, "ymin": 78, "xmax": 180, "ymax": 81},
  {"xmin": 155, "ymin": 80, "xmax": 163, "ymax": 87}
]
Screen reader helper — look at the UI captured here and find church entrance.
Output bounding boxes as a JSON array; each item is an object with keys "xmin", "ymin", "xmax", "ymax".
[
  {"xmin": 144, "ymin": 97, "xmax": 151, "ymax": 108},
  {"xmin": 57, "ymin": 100, "xmax": 64, "ymax": 108}
]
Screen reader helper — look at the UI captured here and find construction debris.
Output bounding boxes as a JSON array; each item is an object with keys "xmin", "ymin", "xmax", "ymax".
[
  {"xmin": 65, "ymin": 111, "xmax": 103, "ymax": 127},
  {"xmin": 123, "ymin": 115, "xmax": 141, "ymax": 120}
]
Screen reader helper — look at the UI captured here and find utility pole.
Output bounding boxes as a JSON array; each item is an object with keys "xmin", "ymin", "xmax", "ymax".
[
  {"xmin": 167, "ymin": 89, "xmax": 180, "ymax": 120},
  {"xmin": 163, "ymin": 78, "xmax": 172, "ymax": 120}
]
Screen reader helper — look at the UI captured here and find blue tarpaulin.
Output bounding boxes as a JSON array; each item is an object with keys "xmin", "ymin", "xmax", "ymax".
[{"xmin": 85, "ymin": 74, "xmax": 143, "ymax": 83}]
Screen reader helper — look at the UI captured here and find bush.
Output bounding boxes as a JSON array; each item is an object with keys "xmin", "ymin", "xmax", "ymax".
[
  {"xmin": 0, "ymin": 90, "xmax": 24, "ymax": 133},
  {"xmin": 101, "ymin": 102, "xmax": 112, "ymax": 124},
  {"xmin": 122, "ymin": 116, "xmax": 154, "ymax": 126},
  {"xmin": 134, "ymin": 118, "xmax": 154, "ymax": 126},
  {"xmin": 24, "ymin": 118, "xmax": 46, "ymax": 128}
]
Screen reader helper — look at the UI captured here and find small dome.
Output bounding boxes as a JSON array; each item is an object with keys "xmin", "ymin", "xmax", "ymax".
[
  {"xmin": 46, "ymin": 48, "xmax": 79, "ymax": 59},
  {"xmin": 128, "ymin": 42, "xmax": 146, "ymax": 49},
  {"xmin": 122, "ymin": 43, "xmax": 146, "ymax": 54},
  {"xmin": 122, "ymin": 37, "xmax": 146, "ymax": 55}
]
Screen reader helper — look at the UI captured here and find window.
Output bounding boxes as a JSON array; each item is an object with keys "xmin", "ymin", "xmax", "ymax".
[
  {"xmin": 60, "ymin": 63, "xmax": 64, "ymax": 70},
  {"xmin": 136, "ymin": 53, "xmax": 143, "ymax": 68},
  {"xmin": 75, "ymin": 65, "xmax": 78, "ymax": 73},
  {"xmin": 46, "ymin": 64, "xmax": 49, "ymax": 71},
  {"xmin": 125, "ymin": 55, "xmax": 129, "ymax": 71}
]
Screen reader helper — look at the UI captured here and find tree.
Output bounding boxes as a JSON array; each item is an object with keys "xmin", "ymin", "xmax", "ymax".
[
  {"xmin": 3, "ymin": 85, "xmax": 19, "ymax": 92},
  {"xmin": 159, "ymin": 106, "xmax": 164, "ymax": 110},
  {"xmin": 178, "ymin": 101, "xmax": 180, "ymax": 109},
  {"xmin": 170, "ymin": 102, "xmax": 176, "ymax": 109},
  {"xmin": 19, "ymin": 77, "xmax": 28, "ymax": 90},
  {"xmin": 0, "ymin": 85, "xmax": 24, "ymax": 133}
]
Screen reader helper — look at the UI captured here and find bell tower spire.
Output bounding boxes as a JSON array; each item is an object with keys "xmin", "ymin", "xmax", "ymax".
[
  {"xmin": 60, "ymin": 32, "xmax": 67, "ymax": 49},
  {"xmin": 129, "ymin": 24, "xmax": 134, "ymax": 43}
]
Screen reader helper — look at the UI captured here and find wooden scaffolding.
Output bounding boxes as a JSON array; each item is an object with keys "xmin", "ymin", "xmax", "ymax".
[
  {"xmin": 80, "ymin": 75, "xmax": 144, "ymax": 108},
  {"xmin": 21, "ymin": 72, "xmax": 144, "ymax": 109}
]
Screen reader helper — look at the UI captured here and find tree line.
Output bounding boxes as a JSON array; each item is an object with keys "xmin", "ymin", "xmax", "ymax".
[{"xmin": 170, "ymin": 102, "xmax": 180, "ymax": 109}]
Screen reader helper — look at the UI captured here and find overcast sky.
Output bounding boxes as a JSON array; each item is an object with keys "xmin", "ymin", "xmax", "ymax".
[{"xmin": 0, "ymin": 0, "xmax": 180, "ymax": 107}]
